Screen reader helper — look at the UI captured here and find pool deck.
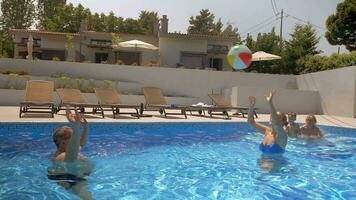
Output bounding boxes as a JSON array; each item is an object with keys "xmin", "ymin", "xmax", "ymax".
[{"xmin": 1, "ymin": 106, "xmax": 355, "ymax": 128}]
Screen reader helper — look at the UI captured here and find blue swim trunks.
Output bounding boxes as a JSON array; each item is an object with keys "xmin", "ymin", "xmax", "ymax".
[{"xmin": 259, "ymin": 143, "xmax": 285, "ymax": 154}]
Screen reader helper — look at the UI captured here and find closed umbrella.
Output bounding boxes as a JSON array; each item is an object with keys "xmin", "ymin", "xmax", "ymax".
[{"xmin": 27, "ymin": 34, "xmax": 33, "ymax": 60}]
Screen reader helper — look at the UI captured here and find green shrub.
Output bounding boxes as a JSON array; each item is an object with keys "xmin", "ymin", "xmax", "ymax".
[
  {"xmin": 299, "ymin": 52, "xmax": 356, "ymax": 74},
  {"xmin": 116, "ymin": 60, "xmax": 125, "ymax": 65},
  {"xmin": 2, "ymin": 70, "xmax": 30, "ymax": 76}
]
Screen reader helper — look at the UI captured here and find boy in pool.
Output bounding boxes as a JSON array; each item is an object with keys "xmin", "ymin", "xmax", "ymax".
[
  {"xmin": 48, "ymin": 106, "xmax": 93, "ymax": 199},
  {"xmin": 286, "ymin": 112, "xmax": 300, "ymax": 138},
  {"xmin": 52, "ymin": 107, "xmax": 88, "ymax": 162},
  {"xmin": 248, "ymin": 90, "xmax": 288, "ymax": 154},
  {"xmin": 300, "ymin": 115, "xmax": 325, "ymax": 138}
]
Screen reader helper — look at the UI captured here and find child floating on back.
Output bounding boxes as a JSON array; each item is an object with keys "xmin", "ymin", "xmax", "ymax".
[{"xmin": 300, "ymin": 115, "xmax": 325, "ymax": 138}]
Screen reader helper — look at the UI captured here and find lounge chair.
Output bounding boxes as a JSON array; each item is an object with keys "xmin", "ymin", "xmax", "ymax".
[
  {"xmin": 207, "ymin": 93, "xmax": 258, "ymax": 118},
  {"xmin": 56, "ymin": 88, "xmax": 104, "ymax": 118},
  {"xmin": 94, "ymin": 88, "xmax": 140, "ymax": 118},
  {"xmin": 142, "ymin": 87, "xmax": 187, "ymax": 118},
  {"xmin": 19, "ymin": 80, "xmax": 55, "ymax": 118}
]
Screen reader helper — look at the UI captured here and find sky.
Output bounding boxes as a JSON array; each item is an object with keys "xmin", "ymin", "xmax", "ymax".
[{"xmin": 67, "ymin": 0, "xmax": 347, "ymax": 55}]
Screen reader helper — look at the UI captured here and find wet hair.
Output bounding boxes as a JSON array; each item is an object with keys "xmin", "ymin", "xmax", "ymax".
[
  {"xmin": 277, "ymin": 112, "xmax": 288, "ymax": 126},
  {"xmin": 53, "ymin": 126, "xmax": 71, "ymax": 148},
  {"xmin": 288, "ymin": 112, "xmax": 297, "ymax": 117},
  {"xmin": 306, "ymin": 115, "xmax": 317, "ymax": 123}
]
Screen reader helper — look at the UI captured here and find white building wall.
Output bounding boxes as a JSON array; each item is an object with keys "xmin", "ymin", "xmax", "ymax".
[
  {"xmin": 40, "ymin": 36, "xmax": 67, "ymax": 50},
  {"xmin": 231, "ymin": 86, "xmax": 321, "ymax": 114},
  {"xmin": 296, "ymin": 66, "xmax": 356, "ymax": 118},
  {"xmin": 80, "ymin": 33, "xmax": 159, "ymax": 65},
  {"xmin": 0, "ymin": 58, "xmax": 296, "ymax": 104},
  {"xmin": 159, "ymin": 37, "xmax": 207, "ymax": 68}
]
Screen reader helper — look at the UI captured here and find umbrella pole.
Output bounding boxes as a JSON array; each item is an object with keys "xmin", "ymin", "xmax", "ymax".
[{"xmin": 259, "ymin": 62, "xmax": 262, "ymax": 73}]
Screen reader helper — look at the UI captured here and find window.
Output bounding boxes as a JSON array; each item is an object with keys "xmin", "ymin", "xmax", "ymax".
[
  {"xmin": 209, "ymin": 58, "xmax": 223, "ymax": 71},
  {"xmin": 95, "ymin": 53, "xmax": 109, "ymax": 63},
  {"xmin": 180, "ymin": 53, "xmax": 206, "ymax": 69},
  {"xmin": 21, "ymin": 38, "xmax": 41, "ymax": 46},
  {"xmin": 207, "ymin": 45, "xmax": 228, "ymax": 54},
  {"xmin": 90, "ymin": 40, "xmax": 112, "ymax": 46}
]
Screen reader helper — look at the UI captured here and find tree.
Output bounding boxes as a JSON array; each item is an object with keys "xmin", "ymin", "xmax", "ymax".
[
  {"xmin": 325, "ymin": 0, "xmax": 356, "ymax": 51},
  {"xmin": 244, "ymin": 33, "xmax": 255, "ymax": 51},
  {"xmin": 0, "ymin": 0, "xmax": 35, "ymax": 57},
  {"xmin": 243, "ymin": 28, "xmax": 282, "ymax": 74},
  {"xmin": 223, "ymin": 24, "xmax": 241, "ymax": 40},
  {"xmin": 122, "ymin": 18, "xmax": 144, "ymax": 34},
  {"xmin": 104, "ymin": 11, "xmax": 124, "ymax": 33},
  {"xmin": 188, "ymin": 9, "xmax": 216, "ymax": 35},
  {"xmin": 89, "ymin": 13, "xmax": 105, "ymax": 32},
  {"xmin": 299, "ymin": 51, "xmax": 356, "ymax": 73},
  {"xmin": 37, "ymin": 0, "xmax": 66, "ymax": 29},
  {"xmin": 254, "ymin": 27, "xmax": 280, "ymax": 54},
  {"xmin": 43, "ymin": 3, "xmax": 91, "ymax": 32},
  {"xmin": 138, "ymin": 11, "xmax": 159, "ymax": 34},
  {"xmin": 211, "ymin": 18, "xmax": 223, "ymax": 35},
  {"xmin": 283, "ymin": 23, "xmax": 321, "ymax": 74},
  {"xmin": 0, "ymin": 0, "xmax": 35, "ymax": 31}
]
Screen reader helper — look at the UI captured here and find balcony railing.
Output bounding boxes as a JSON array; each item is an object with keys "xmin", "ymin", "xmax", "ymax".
[
  {"xmin": 207, "ymin": 45, "xmax": 228, "ymax": 54},
  {"xmin": 89, "ymin": 40, "xmax": 112, "ymax": 47},
  {"xmin": 18, "ymin": 38, "xmax": 41, "ymax": 47}
]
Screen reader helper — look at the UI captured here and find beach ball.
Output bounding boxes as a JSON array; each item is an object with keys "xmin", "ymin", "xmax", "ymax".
[{"xmin": 227, "ymin": 45, "xmax": 252, "ymax": 70}]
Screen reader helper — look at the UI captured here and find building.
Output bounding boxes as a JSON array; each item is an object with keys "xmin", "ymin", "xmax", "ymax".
[{"xmin": 10, "ymin": 15, "xmax": 238, "ymax": 71}]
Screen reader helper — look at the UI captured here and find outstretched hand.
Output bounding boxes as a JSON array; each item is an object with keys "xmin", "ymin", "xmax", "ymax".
[
  {"xmin": 248, "ymin": 96, "xmax": 256, "ymax": 107},
  {"xmin": 66, "ymin": 105, "xmax": 85, "ymax": 127},
  {"xmin": 265, "ymin": 90, "xmax": 276, "ymax": 102}
]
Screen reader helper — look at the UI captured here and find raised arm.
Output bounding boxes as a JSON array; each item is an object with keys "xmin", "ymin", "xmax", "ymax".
[
  {"xmin": 64, "ymin": 106, "xmax": 82, "ymax": 162},
  {"xmin": 80, "ymin": 117, "xmax": 88, "ymax": 147},
  {"xmin": 266, "ymin": 90, "xmax": 288, "ymax": 147},
  {"xmin": 248, "ymin": 96, "xmax": 269, "ymax": 134},
  {"xmin": 266, "ymin": 90, "xmax": 282, "ymax": 130}
]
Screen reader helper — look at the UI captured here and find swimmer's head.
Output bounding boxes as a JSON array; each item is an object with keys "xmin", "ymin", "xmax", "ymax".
[
  {"xmin": 53, "ymin": 126, "xmax": 73, "ymax": 151},
  {"xmin": 305, "ymin": 115, "xmax": 317, "ymax": 126},
  {"xmin": 269, "ymin": 112, "xmax": 288, "ymax": 126},
  {"xmin": 287, "ymin": 112, "xmax": 297, "ymax": 123}
]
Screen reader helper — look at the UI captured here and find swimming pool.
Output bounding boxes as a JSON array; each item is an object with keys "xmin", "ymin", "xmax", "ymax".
[{"xmin": 0, "ymin": 122, "xmax": 355, "ymax": 199}]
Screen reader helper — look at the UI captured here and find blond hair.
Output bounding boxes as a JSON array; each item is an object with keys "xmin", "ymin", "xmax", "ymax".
[
  {"xmin": 306, "ymin": 115, "xmax": 317, "ymax": 123},
  {"xmin": 53, "ymin": 126, "xmax": 71, "ymax": 148}
]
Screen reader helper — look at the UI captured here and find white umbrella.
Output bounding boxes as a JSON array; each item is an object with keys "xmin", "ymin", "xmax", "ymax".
[
  {"xmin": 252, "ymin": 51, "xmax": 281, "ymax": 61},
  {"xmin": 113, "ymin": 40, "xmax": 159, "ymax": 66},
  {"xmin": 26, "ymin": 34, "xmax": 33, "ymax": 60},
  {"xmin": 113, "ymin": 40, "xmax": 158, "ymax": 50}
]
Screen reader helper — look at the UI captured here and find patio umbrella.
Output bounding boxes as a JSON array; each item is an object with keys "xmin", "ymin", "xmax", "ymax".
[
  {"xmin": 27, "ymin": 34, "xmax": 33, "ymax": 60},
  {"xmin": 113, "ymin": 40, "xmax": 158, "ymax": 50},
  {"xmin": 252, "ymin": 51, "xmax": 281, "ymax": 61},
  {"xmin": 112, "ymin": 40, "xmax": 158, "ymax": 66},
  {"xmin": 251, "ymin": 51, "xmax": 281, "ymax": 72}
]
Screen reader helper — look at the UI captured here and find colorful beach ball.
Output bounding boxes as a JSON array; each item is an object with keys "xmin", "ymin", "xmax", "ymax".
[{"xmin": 227, "ymin": 45, "xmax": 252, "ymax": 70}]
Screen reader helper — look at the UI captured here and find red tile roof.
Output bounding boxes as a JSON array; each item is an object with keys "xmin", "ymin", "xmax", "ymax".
[
  {"xmin": 159, "ymin": 32, "xmax": 238, "ymax": 42},
  {"xmin": 10, "ymin": 29, "xmax": 80, "ymax": 37}
]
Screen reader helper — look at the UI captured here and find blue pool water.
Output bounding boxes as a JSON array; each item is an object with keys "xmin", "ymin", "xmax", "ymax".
[{"xmin": 0, "ymin": 122, "xmax": 355, "ymax": 200}]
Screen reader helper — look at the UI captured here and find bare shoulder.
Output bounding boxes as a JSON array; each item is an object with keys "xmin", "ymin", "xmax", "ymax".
[{"xmin": 55, "ymin": 152, "xmax": 66, "ymax": 161}]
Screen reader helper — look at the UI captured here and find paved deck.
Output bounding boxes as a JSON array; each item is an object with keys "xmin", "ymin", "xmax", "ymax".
[{"xmin": 1, "ymin": 106, "xmax": 356, "ymax": 129}]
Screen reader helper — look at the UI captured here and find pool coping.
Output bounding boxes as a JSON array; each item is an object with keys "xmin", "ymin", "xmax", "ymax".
[{"xmin": 1, "ymin": 106, "xmax": 356, "ymax": 129}]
